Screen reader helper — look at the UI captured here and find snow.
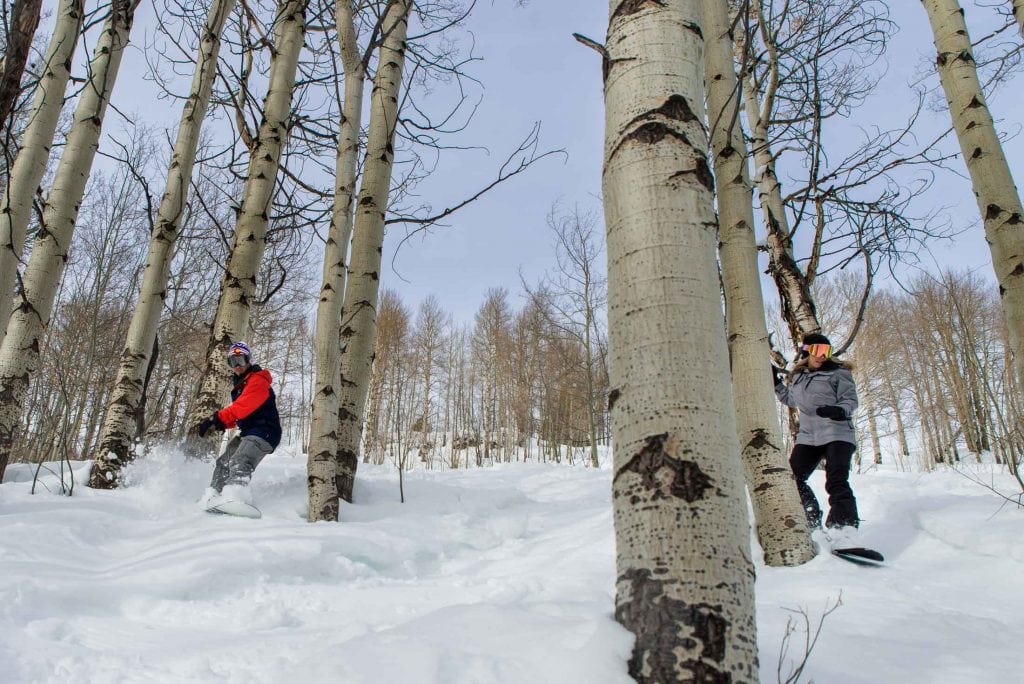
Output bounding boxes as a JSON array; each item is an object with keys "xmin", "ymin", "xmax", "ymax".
[{"xmin": 1, "ymin": 448, "xmax": 1021, "ymax": 683}]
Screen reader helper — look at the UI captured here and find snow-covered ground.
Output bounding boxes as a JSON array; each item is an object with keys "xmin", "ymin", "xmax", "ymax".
[{"xmin": 1, "ymin": 447, "xmax": 1021, "ymax": 683}]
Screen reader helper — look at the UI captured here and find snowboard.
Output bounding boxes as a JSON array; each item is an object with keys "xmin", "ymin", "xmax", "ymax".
[
  {"xmin": 206, "ymin": 500, "xmax": 262, "ymax": 519},
  {"xmin": 832, "ymin": 546, "xmax": 884, "ymax": 566}
]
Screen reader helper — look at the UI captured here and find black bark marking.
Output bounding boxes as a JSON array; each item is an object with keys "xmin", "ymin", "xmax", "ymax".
[
  {"xmin": 608, "ymin": 388, "xmax": 621, "ymax": 412},
  {"xmin": 745, "ymin": 428, "xmax": 778, "ymax": 452},
  {"xmin": 669, "ymin": 156, "xmax": 715, "ymax": 193},
  {"xmin": 1010, "ymin": 262, "xmax": 1024, "ymax": 277},
  {"xmin": 615, "ymin": 432, "xmax": 715, "ymax": 502},
  {"xmin": 986, "ymin": 204, "xmax": 1002, "ymax": 220},
  {"xmin": 612, "ymin": 0, "xmax": 666, "ymax": 20},
  {"xmin": 616, "ymin": 568, "xmax": 732, "ymax": 683},
  {"xmin": 625, "ymin": 121, "xmax": 691, "ymax": 148}
]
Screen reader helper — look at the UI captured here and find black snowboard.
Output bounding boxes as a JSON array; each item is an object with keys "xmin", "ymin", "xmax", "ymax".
[{"xmin": 832, "ymin": 546, "xmax": 885, "ymax": 566}]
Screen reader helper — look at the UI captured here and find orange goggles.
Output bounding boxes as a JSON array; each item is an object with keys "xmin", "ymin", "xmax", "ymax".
[{"xmin": 802, "ymin": 343, "xmax": 832, "ymax": 358}]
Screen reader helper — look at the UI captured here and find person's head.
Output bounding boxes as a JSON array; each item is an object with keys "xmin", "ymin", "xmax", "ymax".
[
  {"xmin": 800, "ymin": 333, "xmax": 832, "ymax": 370},
  {"xmin": 227, "ymin": 341, "xmax": 252, "ymax": 376}
]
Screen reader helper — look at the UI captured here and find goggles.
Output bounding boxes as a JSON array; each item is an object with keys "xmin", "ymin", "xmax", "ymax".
[
  {"xmin": 801, "ymin": 343, "xmax": 832, "ymax": 358},
  {"xmin": 227, "ymin": 354, "xmax": 248, "ymax": 368}
]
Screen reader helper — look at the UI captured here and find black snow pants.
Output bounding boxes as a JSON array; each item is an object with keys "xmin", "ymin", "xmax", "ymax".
[{"xmin": 789, "ymin": 441, "xmax": 859, "ymax": 529}]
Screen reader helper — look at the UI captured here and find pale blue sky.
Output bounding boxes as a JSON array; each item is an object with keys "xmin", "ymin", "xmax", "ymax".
[{"xmin": 90, "ymin": 0, "xmax": 1024, "ymax": 323}]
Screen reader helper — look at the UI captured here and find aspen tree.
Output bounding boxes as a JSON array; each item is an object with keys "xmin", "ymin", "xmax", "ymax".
[
  {"xmin": 603, "ymin": 0, "xmax": 757, "ymax": 680},
  {"xmin": 188, "ymin": 0, "xmax": 308, "ymax": 450},
  {"xmin": 334, "ymin": 0, "xmax": 412, "ymax": 506},
  {"xmin": 307, "ymin": 0, "xmax": 367, "ymax": 521},
  {"xmin": 88, "ymin": 0, "xmax": 237, "ymax": 488},
  {"xmin": 0, "ymin": 0, "xmax": 84, "ymax": 344},
  {"xmin": 921, "ymin": 0, "xmax": 1024, "ymax": 393},
  {"xmin": 702, "ymin": 0, "xmax": 814, "ymax": 567},
  {"xmin": 741, "ymin": 0, "xmax": 820, "ymax": 341},
  {"xmin": 0, "ymin": 0, "xmax": 138, "ymax": 479},
  {"xmin": 0, "ymin": 0, "xmax": 43, "ymax": 134},
  {"xmin": 1014, "ymin": 1, "xmax": 1024, "ymax": 35}
]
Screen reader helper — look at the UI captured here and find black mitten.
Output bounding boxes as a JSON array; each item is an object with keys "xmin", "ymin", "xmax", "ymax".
[{"xmin": 816, "ymin": 405, "xmax": 847, "ymax": 421}]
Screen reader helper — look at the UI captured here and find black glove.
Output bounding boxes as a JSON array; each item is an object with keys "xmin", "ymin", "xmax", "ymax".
[
  {"xmin": 771, "ymin": 365, "xmax": 785, "ymax": 386},
  {"xmin": 196, "ymin": 412, "xmax": 225, "ymax": 437},
  {"xmin": 816, "ymin": 405, "xmax": 847, "ymax": 421}
]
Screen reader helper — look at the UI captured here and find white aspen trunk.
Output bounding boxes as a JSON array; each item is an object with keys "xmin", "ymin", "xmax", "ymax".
[
  {"xmin": 1013, "ymin": 0, "xmax": 1024, "ymax": 36},
  {"xmin": 334, "ymin": 0, "xmax": 411, "ymax": 504},
  {"xmin": 0, "ymin": 0, "xmax": 84, "ymax": 344},
  {"xmin": 922, "ymin": 0, "xmax": 1024, "ymax": 395},
  {"xmin": 604, "ymin": 1, "xmax": 758, "ymax": 681},
  {"xmin": 863, "ymin": 381, "xmax": 882, "ymax": 464},
  {"xmin": 188, "ymin": 0, "xmax": 307, "ymax": 446},
  {"xmin": 89, "ymin": 0, "xmax": 236, "ymax": 488},
  {"xmin": 703, "ymin": 0, "xmax": 814, "ymax": 567},
  {"xmin": 0, "ymin": 0, "xmax": 137, "ymax": 480},
  {"xmin": 307, "ymin": 0, "xmax": 366, "ymax": 522}
]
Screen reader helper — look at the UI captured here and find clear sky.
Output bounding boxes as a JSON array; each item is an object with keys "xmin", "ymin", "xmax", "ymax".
[
  {"xmin": 95, "ymin": 0, "xmax": 1024, "ymax": 324},
  {"xmin": 378, "ymin": 0, "xmax": 1024, "ymax": 323}
]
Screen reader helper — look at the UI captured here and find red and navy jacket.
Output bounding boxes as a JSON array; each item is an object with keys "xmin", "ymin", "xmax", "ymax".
[{"xmin": 216, "ymin": 365, "xmax": 282, "ymax": 449}]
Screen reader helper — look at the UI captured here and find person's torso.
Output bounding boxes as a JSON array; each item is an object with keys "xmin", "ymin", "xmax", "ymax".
[
  {"xmin": 790, "ymin": 365, "xmax": 856, "ymax": 446},
  {"xmin": 232, "ymin": 367, "xmax": 282, "ymax": 448}
]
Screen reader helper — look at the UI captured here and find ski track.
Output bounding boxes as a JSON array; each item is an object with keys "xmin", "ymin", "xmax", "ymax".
[{"xmin": 1, "ymin": 448, "xmax": 1021, "ymax": 683}]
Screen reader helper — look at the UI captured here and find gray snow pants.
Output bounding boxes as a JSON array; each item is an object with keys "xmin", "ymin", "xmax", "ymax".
[{"xmin": 209, "ymin": 435, "xmax": 273, "ymax": 491}]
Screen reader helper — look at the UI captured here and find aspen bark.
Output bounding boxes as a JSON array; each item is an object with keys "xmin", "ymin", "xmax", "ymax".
[
  {"xmin": 922, "ymin": 0, "xmax": 1024, "ymax": 395},
  {"xmin": 187, "ymin": 0, "xmax": 307, "ymax": 448},
  {"xmin": 703, "ymin": 0, "xmax": 814, "ymax": 567},
  {"xmin": 0, "ymin": 0, "xmax": 137, "ymax": 480},
  {"xmin": 741, "ymin": 0, "xmax": 820, "ymax": 341},
  {"xmin": 0, "ymin": 0, "xmax": 43, "ymax": 133},
  {"xmin": 87, "ymin": 0, "xmax": 236, "ymax": 487},
  {"xmin": 0, "ymin": 0, "xmax": 84, "ymax": 344},
  {"xmin": 1013, "ymin": 0, "xmax": 1024, "ymax": 36},
  {"xmin": 604, "ymin": 1, "xmax": 757, "ymax": 681},
  {"xmin": 307, "ymin": 0, "xmax": 366, "ymax": 521},
  {"xmin": 334, "ymin": 0, "xmax": 412, "ymax": 505}
]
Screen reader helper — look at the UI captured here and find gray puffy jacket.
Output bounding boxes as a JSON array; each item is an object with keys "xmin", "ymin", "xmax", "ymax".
[{"xmin": 775, "ymin": 360, "xmax": 858, "ymax": 446}]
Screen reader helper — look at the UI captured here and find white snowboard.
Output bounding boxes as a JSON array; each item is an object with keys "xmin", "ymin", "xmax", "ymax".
[{"xmin": 207, "ymin": 500, "xmax": 262, "ymax": 519}]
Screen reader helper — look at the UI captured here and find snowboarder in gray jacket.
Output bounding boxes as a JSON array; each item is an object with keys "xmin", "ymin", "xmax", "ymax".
[{"xmin": 773, "ymin": 333, "xmax": 860, "ymax": 529}]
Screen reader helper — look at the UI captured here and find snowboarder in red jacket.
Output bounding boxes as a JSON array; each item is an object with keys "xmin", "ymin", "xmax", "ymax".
[{"xmin": 194, "ymin": 342, "xmax": 281, "ymax": 506}]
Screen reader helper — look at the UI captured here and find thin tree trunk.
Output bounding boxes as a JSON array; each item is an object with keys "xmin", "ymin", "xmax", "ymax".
[
  {"xmin": 307, "ymin": 0, "xmax": 366, "ymax": 522},
  {"xmin": 864, "ymin": 384, "xmax": 882, "ymax": 465},
  {"xmin": 89, "ymin": 0, "xmax": 235, "ymax": 488},
  {"xmin": 0, "ymin": 0, "xmax": 84, "ymax": 343},
  {"xmin": 0, "ymin": 0, "xmax": 137, "ymax": 480},
  {"xmin": 741, "ymin": 0, "xmax": 820, "ymax": 341},
  {"xmin": 922, "ymin": 0, "xmax": 1024, "ymax": 395},
  {"xmin": 704, "ymin": 0, "xmax": 815, "ymax": 567},
  {"xmin": 603, "ymin": 1, "xmax": 758, "ymax": 681},
  {"xmin": 187, "ymin": 0, "xmax": 307, "ymax": 450},
  {"xmin": 0, "ymin": 0, "xmax": 43, "ymax": 134},
  {"xmin": 1013, "ymin": 0, "xmax": 1024, "ymax": 36},
  {"xmin": 335, "ymin": 0, "xmax": 412, "ymax": 504}
]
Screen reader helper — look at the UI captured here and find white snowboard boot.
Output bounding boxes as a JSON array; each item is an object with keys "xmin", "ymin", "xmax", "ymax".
[
  {"xmin": 199, "ymin": 487, "xmax": 220, "ymax": 509},
  {"xmin": 219, "ymin": 483, "xmax": 253, "ymax": 505}
]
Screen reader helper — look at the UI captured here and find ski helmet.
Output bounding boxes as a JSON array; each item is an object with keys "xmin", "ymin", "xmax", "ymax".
[{"xmin": 228, "ymin": 341, "xmax": 251, "ymax": 362}]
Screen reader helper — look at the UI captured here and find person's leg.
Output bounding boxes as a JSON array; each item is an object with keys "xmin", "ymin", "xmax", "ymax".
[
  {"xmin": 209, "ymin": 436, "xmax": 241, "ymax": 492},
  {"xmin": 823, "ymin": 441, "xmax": 859, "ymax": 528},
  {"xmin": 224, "ymin": 436, "xmax": 273, "ymax": 487},
  {"xmin": 789, "ymin": 444, "xmax": 824, "ymax": 529}
]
